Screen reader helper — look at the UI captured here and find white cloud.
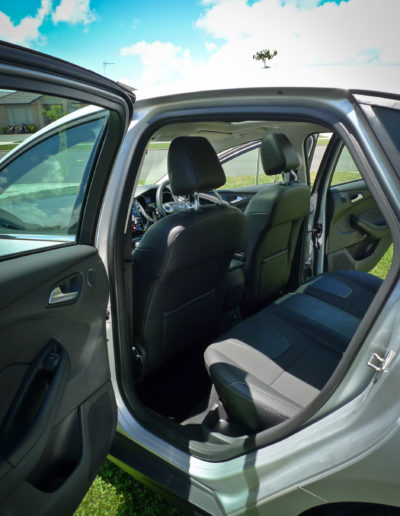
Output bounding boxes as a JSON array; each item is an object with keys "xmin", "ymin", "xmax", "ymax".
[
  {"xmin": 205, "ymin": 41, "xmax": 217, "ymax": 52},
  {"xmin": 279, "ymin": 0, "xmax": 327, "ymax": 9},
  {"xmin": 196, "ymin": 0, "xmax": 399, "ymax": 67},
  {"xmin": 52, "ymin": 0, "xmax": 96, "ymax": 25},
  {"xmin": 120, "ymin": 41, "xmax": 199, "ymax": 87},
  {"xmin": 121, "ymin": 0, "xmax": 400, "ymax": 92},
  {"xmin": 0, "ymin": 0, "xmax": 51, "ymax": 46},
  {"xmin": 132, "ymin": 18, "xmax": 140, "ymax": 30}
]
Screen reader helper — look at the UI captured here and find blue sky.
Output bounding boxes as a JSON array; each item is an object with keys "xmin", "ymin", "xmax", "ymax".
[{"xmin": 0, "ymin": 0, "xmax": 398, "ymax": 89}]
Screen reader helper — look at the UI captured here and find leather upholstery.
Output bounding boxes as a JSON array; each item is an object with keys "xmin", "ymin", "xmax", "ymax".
[
  {"xmin": 261, "ymin": 133, "xmax": 300, "ymax": 175},
  {"xmin": 168, "ymin": 136, "xmax": 226, "ymax": 195},
  {"xmin": 132, "ymin": 137, "xmax": 244, "ymax": 379},
  {"xmin": 204, "ymin": 270, "xmax": 382, "ymax": 432},
  {"xmin": 240, "ymin": 134, "xmax": 310, "ymax": 314}
]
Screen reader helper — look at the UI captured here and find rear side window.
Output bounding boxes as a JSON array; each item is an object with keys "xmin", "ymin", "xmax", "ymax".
[
  {"xmin": 309, "ymin": 132, "xmax": 332, "ymax": 186},
  {"xmin": 0, "ymin": 91, "xmax": 108, "ymax": 257},
  {"xmin": 330, "ymin": 146, "xmax": 362, "ymax": 186},
  {"xmin": 373, "ymin": 105, "xmax": 400, "ymax": 155}
]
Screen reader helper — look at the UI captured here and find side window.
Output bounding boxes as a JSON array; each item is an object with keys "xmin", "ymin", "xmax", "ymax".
[
  {"xmin": 309, "ymin": 132, "xmax": 332, "ymax": 186},
  {"xmin": 330, "ymin": 146, "xmax": 362, "ymax": 186},
  {"xmin": 0, "ymin": 90, "xmax": 108, "ymax": 257},
  {"xmin": 221, "ymin": 145, "xmax": 278, "ymax": 189}
]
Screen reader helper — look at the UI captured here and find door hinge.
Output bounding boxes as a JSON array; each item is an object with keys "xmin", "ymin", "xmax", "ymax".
[
  {"xmin": 367, "ymin": 350, "xmax": 396, "ymax": 382},
  {"xmin": 312, "ymin": 223, "xmax": 323, "ymax": 249}
]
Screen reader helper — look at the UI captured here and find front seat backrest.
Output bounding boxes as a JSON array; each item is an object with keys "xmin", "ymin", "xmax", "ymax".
[
  {"xmin": 132, "ymin": 136, "xmax": 245, "ymax": 380},
  {"xmin": 240, "ymin": 133, "xmax": 311, "ymax": 315}
]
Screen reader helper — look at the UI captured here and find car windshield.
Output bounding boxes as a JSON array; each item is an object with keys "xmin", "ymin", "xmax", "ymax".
[{"xmin": 138, "ymin": 142, "xmax": 169, "ymax": 185}]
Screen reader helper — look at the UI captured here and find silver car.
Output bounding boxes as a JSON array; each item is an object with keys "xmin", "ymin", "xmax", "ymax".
[{"xmin": 0, "ymin": 41, "xmax": 399, "ymax": 516}]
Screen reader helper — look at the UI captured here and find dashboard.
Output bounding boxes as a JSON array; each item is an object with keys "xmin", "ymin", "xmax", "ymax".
[{"xmin": 131, "ymin": 183, "xmax": 254, "ymax": 246}]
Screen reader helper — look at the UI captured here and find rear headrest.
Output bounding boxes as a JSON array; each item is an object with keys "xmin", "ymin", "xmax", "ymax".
[
  {"xmin": 261, "ymin": 134, "xmax": 300, "ymax": 176},
  {"xmin": 168, "ymin": 136, "xmax": 226, "ymax": 196}
]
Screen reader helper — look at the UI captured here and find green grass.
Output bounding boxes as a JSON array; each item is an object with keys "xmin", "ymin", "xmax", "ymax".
[
  {"xmin": 148, "ymin": 142, "xmax": 170, "ymax": 150},
  {"xmin": 224, "ymin": 171, "xmax": 362, "ymax": 190},
  {"xmin": 75, "ymin": 461, "xmax": 181, "ymax": 516},
  {"xmin": 310, "ymin": 170, "xmax": 362, "ymax": 186},
  {"xmin": 0, "ymin": 143, "xmax": 19, "ymax": 151},
  {"xmin": 370, "ymin": 244, "xmax": 393, "ymax": 279},
  {"xmin": 222, "ymin": 174, "xmax": 277, "ymax": 189}
]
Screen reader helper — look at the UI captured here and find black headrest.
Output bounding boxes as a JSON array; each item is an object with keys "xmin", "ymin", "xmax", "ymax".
[
  {"xmin": 261, "ymin": 134, "xmax": 300, "ymax": 176},
  {"xmin": 168, "ymin": 136, "xmax": 226, "ymax": 196}
]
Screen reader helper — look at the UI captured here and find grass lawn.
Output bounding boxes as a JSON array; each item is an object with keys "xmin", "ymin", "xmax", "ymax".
[
  {"xmin": 0, "ymin": 143, "xmax": 20, "ymax": 151},
  {"xmin": 75, "ymin": 461, "xmax": 181, "ymax": 516},
  {"xmin": 370, "ymin": 244, "xmax": 393, "ymax": 280},
  {"xmin": 222, "ymin": 174, "xmax": 277, "ymax": 189}
]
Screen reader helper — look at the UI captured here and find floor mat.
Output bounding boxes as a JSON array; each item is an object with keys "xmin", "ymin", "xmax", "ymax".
[{"xmin": 136, "ymin": 347, "xmax": 212, "ymax": 422}]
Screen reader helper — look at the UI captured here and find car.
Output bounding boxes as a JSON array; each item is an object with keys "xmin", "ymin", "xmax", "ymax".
[{"xmin": 0, "ymin": 40, "xmax": 400, "ymax": 516}]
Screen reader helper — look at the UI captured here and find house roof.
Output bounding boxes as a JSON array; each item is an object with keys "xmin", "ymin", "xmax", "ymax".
[{"xmin": 0, "ymin": 91, "xmax": 43, "ymax": 105}]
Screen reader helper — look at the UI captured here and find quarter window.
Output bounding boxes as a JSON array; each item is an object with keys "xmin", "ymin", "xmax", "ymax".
[{"xmin": 330, "ymin": 146, "xmax": 362, "ymax": 186}]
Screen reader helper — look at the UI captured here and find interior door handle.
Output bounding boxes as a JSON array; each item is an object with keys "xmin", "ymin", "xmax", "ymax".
[
  {"xmin": 49, "ymin": 287, "xmax": 79, "ymax": 304},
  {"xmin": 350, "ymin": 193, "xmax": 364, "ymax": 203},
  {"xmin": 48, "ymin": 274, "xmax": 82, "ymax": 305}
]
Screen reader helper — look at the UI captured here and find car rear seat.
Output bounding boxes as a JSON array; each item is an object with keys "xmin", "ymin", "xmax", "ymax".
[{"xmin": 204, "ymin": 270, "xmax": 382, "ymax": 432}]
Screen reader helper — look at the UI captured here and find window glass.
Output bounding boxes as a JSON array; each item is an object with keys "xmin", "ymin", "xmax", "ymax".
[
  {"xmin": 309, "ymin": 133, "xmax": 332, "ymax": 186},
  {"xmin": 139, "ymin": 143, "xmax": 169, "ymax": 185},
  {"xmin": 138, "ymin": 141, "xmax": 280, "ymax": 189},
  {"xmin": 331, "ymin": 146, "xmax": 362, "ymax": 186},
  {"xmin": 0, "ymin": 90, "xmax": 108, "ymax": 257},
  {"xmin": 221, "ymin": 147, "xmax": 278, "ymax": 189},
  {"xmin": 373, "ymin": 105, "xmax": 400, "ymax": 155}
]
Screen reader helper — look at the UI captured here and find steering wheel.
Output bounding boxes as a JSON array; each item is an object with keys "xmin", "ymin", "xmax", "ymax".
[
  {"xmin": 155, "ymin": 179, "xmax": 175, "ymax": 218},
  {"xmin": 156, "ymin": 180, "xmax": 228, "ymax": 218}
]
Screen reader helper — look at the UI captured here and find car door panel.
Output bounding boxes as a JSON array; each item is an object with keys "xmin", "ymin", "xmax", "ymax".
[
  {"xmin": 326, "ymin": 180, "xmax": 391, "ymax": 271},
  {"xmin": 0, "ymin": 40, "xmax": 133, "ymax": 514},
  {"xmin": 0, "ymin": 245, "xmax": 116, "ymax": 515}
]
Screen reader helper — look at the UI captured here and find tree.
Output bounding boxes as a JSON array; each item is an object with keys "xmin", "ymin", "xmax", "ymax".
[
  {"xmin": 41, "ymin": 104, "xmax": 65, "ymax": 122},
  {"xmin": 252, "ymin": 49, "xmax": 278, "ymax": 68}
]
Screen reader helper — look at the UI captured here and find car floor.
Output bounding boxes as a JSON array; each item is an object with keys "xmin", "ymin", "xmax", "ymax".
[{"xmin": 135, "ymin": 345, "xmax": 213, "ymax": 423}]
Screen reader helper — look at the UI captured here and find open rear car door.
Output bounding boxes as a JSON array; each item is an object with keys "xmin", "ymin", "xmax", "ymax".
[
  {"xmin": 0, "ymin": 42, "xmax": 133, "ymax": 515},
  {"xmin": 315, "ymin": 133, "xmax": 391, "ymax": 273}
]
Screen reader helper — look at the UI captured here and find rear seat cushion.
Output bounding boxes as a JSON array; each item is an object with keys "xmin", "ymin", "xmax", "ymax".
[
  {"xmin": 205, "ymin": 302, "xmax": 347, "ymax": 431},
  {"xmin": 298, "ymin": 270, "xmax": 382, "ymax": 318},
  {"xmin": 204, "ymin": 271, "xmax": 382, "ymax": 432},
  {"xmin": 205, "ymin": 339, "xmax": 316, "ymax": 430},
  {"xmin": 270, "ymin": 293, "xmax": 361, "ymax": 351}
]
